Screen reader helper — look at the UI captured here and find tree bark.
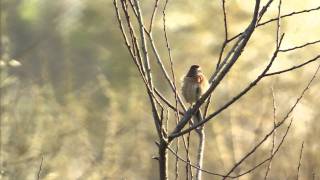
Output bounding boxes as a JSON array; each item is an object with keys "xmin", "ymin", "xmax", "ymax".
[{"xmin": 159, "ymin": 139, "xmax": 168, "ymax": 180}]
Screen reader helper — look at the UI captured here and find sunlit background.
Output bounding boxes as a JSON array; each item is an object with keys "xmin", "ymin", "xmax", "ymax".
[{"xmin": 1, "ymin": 0, "xmax": 320, "ymax": 179}]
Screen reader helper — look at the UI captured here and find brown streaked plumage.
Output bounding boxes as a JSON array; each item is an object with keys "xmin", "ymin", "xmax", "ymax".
[{"xmin": 181, "ymin": 65, "xmax": 209, "ymax": 104}]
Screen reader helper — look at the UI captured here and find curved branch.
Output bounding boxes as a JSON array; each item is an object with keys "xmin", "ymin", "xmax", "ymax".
[
  {"xmin": 169, "ymin": 0, "xmax": 262, "ymax": 141},
  {"xmin": 265, "ymin": 55, "xmax": 320, "ymax": 76},
  {"xmin": 258, "ymin": 5, "xmax": 320, "ymax": 26},
  {"xmin": 222, "ymin": 63, "xmax": 320, "ymax": 179},
  {"xmin": 171, "ymin": 34, "xmax": 284, "ymax": 139},
  {"xmin": 280, "ymin": 39, "xmax": 320, "ymax": 52}
]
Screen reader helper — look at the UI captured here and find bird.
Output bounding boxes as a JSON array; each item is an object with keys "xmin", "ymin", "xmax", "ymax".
[{"xmin": 181, "ymin": 65, "xmax": 209, "ymax": 105}]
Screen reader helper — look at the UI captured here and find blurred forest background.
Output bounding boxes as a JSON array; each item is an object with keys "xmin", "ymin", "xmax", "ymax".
[{"xmin": 1, "ymin": 0, "xmax": 320, "ymax": 179}]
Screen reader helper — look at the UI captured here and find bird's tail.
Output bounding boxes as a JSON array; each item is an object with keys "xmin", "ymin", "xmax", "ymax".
[{"xmin": 193, "ymin": 109, "xmax": 203, "ymax": 125}]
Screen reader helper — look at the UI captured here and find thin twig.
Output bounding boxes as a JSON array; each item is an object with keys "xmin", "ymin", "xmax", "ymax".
[
  {"xmin": 37, "ymin": 156, "xmax": 44, "ymax": 180},
  {"xmin": 215, "ymin": 0, "xmax": 228, "ymax": 70},
  {"xmin": 210, "ymin": 33, "xmax": 244, "ymax": 82},
  {"xmin": 145, "ymin": 31, "xmax": 187, "ymax": 112},
  {"xmin": 258, "ymin": 0, "xmax": 274, "ymax": 22},
  {"xmin": 174, "ymin": 138, "xmax": 180, "ymax": 180},
  {"xmin": 115, "ymin": 0, "xmax": 149, "ymax": 89},
  {"xmin": 162, "ymin": 1, "xmax": 195, "ymax": 178},
  {"xmin": 280, "ymin": 39, "xmax": 320, "ymax": 52},
  {"xmin": 133, "ymin": 0, "xmax": 152, "ymax": 86},
  {"xmin": 222, "ymin": 0, "xmax": 228, "ymax": 41},
  {"xmin": 213, "ymin": 0, "xmax": 274, "ymax": 82},
  {"xmin": 296, "ymin": 142, "xmax": 305, "ymax": 180},
  {"xmin": 114, "ymin": 0, "xmax": 160, "ymax": 105},
  {"xmin": 172, "ymin": 33, "xmax": 284, "ymax": 139},
  {"xmin": 227, "ymin": 0, "xmax": 274, "ymax": 43},
  {"xmin": 166, "ymin": 145, "xmax": 228, "ymax": 178},
  {"xmin": 223, "ymin": 8, "xmax": 284, "ymax": 176},
  {"xmin": 154, "ymin": 89, "xmax": 184, "ymax": 115},
  {"xmin": 113, "ymin": 0, "xmax": 134, "ymax": 58},
  {"xmin": 133, "ymin": 0, "xmax": 163, "ymax": 137},
  {"xmin": 264, "ymin": 88, "xmax": 277, "ymax": 180},
  {"xmin": 258, "ymin": 5, "xmax": 320, "ymax": 26},
  {"xmin": 131, "ymin": 0, "xmax": 187, "ymax": 112},
  {"xmin": 276, "ymin": 0, "xmax": 282, "ymax": 47},
  {"xmin": 162, "ymin": 0, "xmax": 180, "ymax": 173},
  {"xmin": 116, "ymin": 0, "xmax": 164, "ymax": 137},
  {"xmin": 169, "ymin": 0, "xmax": 262, "ymax": 140},
  {"xmin": 203, "ymin": 94, "xmax": 212, "ymax": 119},
  {"xmin": 149, "ymin": 0, "xmax": 160, "ymax": 32},
  {"xmin": 228, "ymin": 117, "xmax": 294, "ymax": 179},
  {"xmin": 161, "ymin": 0, "xmax": 181, "ymax": 152},
  {"xmin": 206, "ymin": 0, "xmax": 275, "ymax": 121},
  {"xmin": 162, "ymin": 0, "xmax": 180, "ymax": 126},
  {"xmin": 168, "ymin": 116, "xmax": 293, "ymax": 179},
  {"xmin": 228, "ymin": 4, "xmax": 320, "ymax": 43},
  {"xmin": 186, "ymin": 129, "xmax": 191, "ymax": 180},
  {"xmin": 222, "ymin": 63, "xmax": 320, "ymax": 179},
  {"xmin": 120, "ymin": 0, "xmax": 146, "ymax": 75},
  {"xmin": 265, "ymin": 55, "xmax": 320, "ymax": 76}
]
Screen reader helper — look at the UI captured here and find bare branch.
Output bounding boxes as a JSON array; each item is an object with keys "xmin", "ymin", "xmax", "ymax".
[
  {"xmin": 145, "ymin": 32, "xmax": 187, "ymax": 112},
  {"xmin": 132, "ymin": 0, "xmax": 163, "ymax": 137},
  {"xmin": 37, "ymin": 156, "xmax": 44, "ymax": 180},
  {"xmin": 296, "ymin": 142, "xmax": 305, "ymax": 180},
  {"xmin": 207, "ymin": 0, "xmax": 276, "ymax": 120},
  {"xmin": 121, "ymin": 2, "xmax": 187, "ymax": 112},
  {"xmin": 258, "ymin": 0, "xmax": 274, "ymax": 22},
  {"xmin": 210, "ymin": 37, "xmax": 242, "ymax": 82},
  {"xmin": 149, "ymin": 0, "xmax": 160, "ymax": 32},
  {"xmin": 228, "ymin": 4, "xmax": 320, "ymax": 43},
  {"xmin": 114, "ymin": 0, "xmax": 161, "ymax": 108},
  {"xmin": 162, "ymin": 2, "xmax": 195, "ymax": 178},
  {"xmin": 203, "ymin": 94, "xmax": 212, "ymax": 118},
  {"xmin": 174, "ymin": 138, "xmax": 180, "ymax": 180},
  {"xmin": 214, "ymin": 0, "xmax": 276, "ymax": 82},
  {"xmin": 168, "ymin": 114, "xmax": 294, "ymax": 179},
  {"xmin": 215, "ymin": 0, "xmax": 229, "ymax": 70},
  {"xmin": 175, "ymin": 0, "xmax": 282, "ymax": 137},
  {"xmin": 280, "ymin": 39, "xmax": 320, "ymax": 52},
  {"xmin": 113, "ymin": 0, "xmax": 134, "ymax": 58},
  {"xmin": 119, "ymin": 0, "xmax": 145, "ymax": 73},
  {"xmin": 258, "ymin": 5, "xmax": 320, "ymax": 27},
  {"xmin": 228, "ymin": 117, "xmax": 294, "ymax": 179},
  {"xmin": 265, "ymin": 55, "xmax": 320, "ymax": 76},
  {"xmin": 114, "ymin": 1, "xmax": 320, "ymax": 179},
  {"xmin": 222, "ymin": 62, "xmax": 320, "ymax": 179},
  {"xmin": 115, "ymin": 0, "xmax": 165, "ymax": 139},
  {"xmin": 276, "ymin": 0, "xmax": 282, "ymax": 47},
  {"xmin": 133, "ymin": 0, "xmax": 152, "ymax": 86},
  {"xmin": 167, "ymin": 145, "xmax": 228, "ymax": 178},
  {"xmin": 171, "ymin": 33, "xmax": 284, "ymax": 139},
  {"xmin": 185, "ymin": 129, "xmax": 192, "ymax": 180},
  {"xmin": 129, "ymin": 0, "xmax": 188, "ymax": 113},
  {"xmin": 222, "ymin": 0, "xmax": 228, "ymax": 41},
  {"xmin": 163, "ymin": 0, "xmax": 180, "ymax": 124},
  {"xmin": 169, "ymin": 0, "xmax": 262, "ymax": 140},
  {"xmin": 264, "ymin": 88, "xmax": 277, "ymax": 180},
  {"xmin": 154, "ymin": 89, "xmax": 184, "ymax": 115}
]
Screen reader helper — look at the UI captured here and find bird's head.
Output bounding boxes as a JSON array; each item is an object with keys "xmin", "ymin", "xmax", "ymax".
[{"xmin": 186, "ymin": 64, "xmax": 202, "ymax": 77}]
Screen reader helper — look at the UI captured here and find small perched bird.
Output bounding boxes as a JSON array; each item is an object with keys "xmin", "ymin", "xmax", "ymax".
[{"xmin": 181, "ymin": 65, "xmax": 209, "ymax": 105}]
